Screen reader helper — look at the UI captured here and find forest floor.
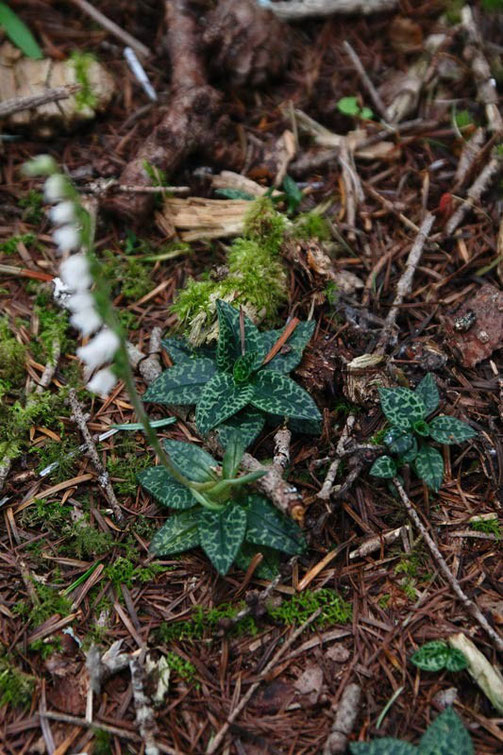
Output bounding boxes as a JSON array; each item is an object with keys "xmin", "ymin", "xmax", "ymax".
[{"xmin": 2, "ymin": 0, "xmax": 503, "ymax": 753}]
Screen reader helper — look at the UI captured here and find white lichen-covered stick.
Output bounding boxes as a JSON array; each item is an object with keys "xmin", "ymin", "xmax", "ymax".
[
  {"xmin": 267, "ymin": 0, "xmax": 397, "ymax": 20},
  {"xmin": 376, "ymin": 211, "xmax": 435, "ymax": 352},
  {"xmin": 129, "ymin": 656, "xmax": 160, "ymax": 755},
  {"xmin": 322, "ymin": 683, "xmax": 362, "ymax": 755},
  {"xmin": 393, "ymin": 478, "xmax": 503, "ymax": 655},
  {"xmin": 318, "ymin": 415, "xmax": 356, "ymax": 500}
]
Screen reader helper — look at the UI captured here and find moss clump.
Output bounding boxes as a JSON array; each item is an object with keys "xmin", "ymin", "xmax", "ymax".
[
  {"xmin": 18, "ymin": 190, "xmax": 44, "ymax": 224},
  {"xmin": 31, "ymin": 436, "xmax": 81, "ymax": 483},
  {"xmin": 158, "ymin": 602, "xmax": 258, "ymax": 643},
  {"xmin": 13, "ymin": 582, "xmax": 72, "ymax": 627},
  {"xmin": 0, "ymin": 657, "xmax": 36, "ymax": 709},
  {"xmin": 0, "ymin": 319, "xmax": 26, "ymax": 391},
  {"xmin": 107, "ymin": 435, "xmax": 152, "ymax": 496},
  {"xmin": 268, "ymin": 589, "xmax": 352, "ymax": 629},
  {"xmin": 294, "ymin": 211, "xmax": 331, "ymax": 241},
  {"xmin": 471, "ymin": 517, "xmax": 502, "ymax": 538},
  {"xmin": 71, "ymin": 51, "xmax": 98, "ymax": 110},
  {"xmin": 0, "ymin": 233, "xmax": 36, "ymax": 255},
  {"xmin": 172, "ymin": 198, "xmax": 288, "ymax": 345},
  {"xmin": 29, "ymin": 637, "xmax": 63, "ymax": 660},
  {"xmin": 166, "ymin": 652, "xmax": 199, "ymax": 687},
  {"xmin": 101, "ymin": 249, "xmax": 154, "ymax": 303},
  {"xmin": 104, "ymin": 556, "xmax": 166, "ymax": 591}
]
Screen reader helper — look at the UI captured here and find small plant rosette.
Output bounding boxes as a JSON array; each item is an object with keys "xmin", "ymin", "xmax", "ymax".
[{"xmin": 370, "ymin": 373, "xmax": 476, "ymax": 491}]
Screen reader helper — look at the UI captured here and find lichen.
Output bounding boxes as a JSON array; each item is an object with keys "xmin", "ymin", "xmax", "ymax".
[{"xmin": 172, "ymin": 198, "xmax": 288, "ymax": 345}]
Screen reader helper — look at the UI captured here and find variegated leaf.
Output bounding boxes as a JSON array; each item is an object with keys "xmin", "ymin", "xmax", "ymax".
[
  {"xmin": 260, "ymin": 320, "xmax": 316, "ymax": 373},
  {"xmin": 198, "ymin": 502, "xmax": 247, "ymax": 575},
  {"xmin": 245, "ymin": 494, "xmax": 306, "ymax": 555},
  {"xmin": 217, "ymin": 408, "xmax": 265, "ymax": 449},
  {"xmin": 378, "ymin": 387, "xmax": 427, "ymax": 428},
  {"xmin": 149, "ymin": 510, "xmax": 200, "ymax": 556},
  {"xmin": 163, "ymin": 439, "xmax": 218, "ymax": 483},
  {"xmin": 250, "ymin": 371, "xmax": 321, "ymax": 421},
  {"xmin": 138, "ymin": 466, "xmax": 196, "ymax": 509},
  {"xmin": 196, "ymin": 372, "xmax": 253, "ymax": 435},
  {"xmin": 143, "ymin": 358, "xmax": 216, "ymax": 404}
]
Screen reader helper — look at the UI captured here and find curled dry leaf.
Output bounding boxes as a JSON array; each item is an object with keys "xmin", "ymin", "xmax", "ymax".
[{"xmin": 343, "ymin": 353, "xmax": 394, "ymax": 407}]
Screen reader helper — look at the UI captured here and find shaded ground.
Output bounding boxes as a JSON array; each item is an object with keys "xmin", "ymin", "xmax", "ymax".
[{"xmin": 1, "ymin": 1, "xmax": 503, "ymax": 753}]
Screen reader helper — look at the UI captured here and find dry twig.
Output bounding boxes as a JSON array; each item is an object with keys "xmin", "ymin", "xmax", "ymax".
[
  {"xmin": 69, "ymin": 0, "xmax": 151, "ymax": 57},
  {"xmin": 0, "ymin": 85, "xmax": 80, "ymax": 119},
  {"xmin": 268, "ymin": 0, "xmax": 397, "ymax": 20},
  {"xmin": 445, "ymin": 151, "xmax": 502, "ymax": 235}
]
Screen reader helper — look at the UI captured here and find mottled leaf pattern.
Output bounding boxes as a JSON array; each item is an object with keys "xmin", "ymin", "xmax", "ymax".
[
  {"xmin": 217, "ymin": 408, "xmax": 265, "ymax": 449},
  {"xmin": 251, "ymin": 371, "xmax": 321, "ymax": 421},
  {"xmin": 235, "ymin": 542, "xmax": 280, "ymax": 579},
  {"xmin": 233, "ymin": 352, "xmax": 258, "ymax": 383},
  {"xmin": 286, "ymin": 416, "xmax": 323, "ymax": 436},
  {"xmin": 222, "ymin": 431, "xmax": 246, "ymax": 479},
  {"xmin": 196, "ymin": 373, "xmax": 253, "ymax": 435},
  {"xmin": 414, "ymin": 445, "xmax": 444, "ymax": 491},
  {"xmin": 379, "ymin": 387, "xmax": 426, "ymax": 428},
  {"xmin": 384, "ymin": 428, "xmax": 417, "ymax": 458},
  {"xmin": 245, "ymin": 494, "xmax": 306, "ymax": 554},
  {"xmin": 149, "ymin": 510, "xmax": 200, "ymax": 556},
  {"xmin": 138, "ymin": 466, "xmax": 196, "ymax": 509},
  {"xmin": 429, "ymin": 415, "xmax": 476, "ymax": 445},
  {"xmin": 370, "ymin": 455, "xmax": 397, "ymax": 479},
  {"xmin": 260, "ymin": 320, "xmax": 316, "ymax": 373},
  {"xmin": 445, "ymin": 648, "xmax": 468, "ymax": 672},
  {"xmin": 419, "ymin": 708, "xmax": 473, "ymax": 755},
  {"xmin": 198, "ymin": 502, "xmax": 247, "ymax": 574},
  {"xmin": 161, "ymin": 337, "xmax": 198, "ymax": 364},
  {"xmin": 350, "ymin": 741, "xmax": 416, "ymax": 755},
  {"xmin": 163, "ymin": 440, "xmax": 218, "ymax": 482},
  {"xmin": 411, "ymin": 641, "xmax": 467, "ymax": 673},
  {"xmin": 215, "ymin": 300, "xmax": 264, "ymax": 372},
  {"xmin": 143, "ymin": 359, "xmax": 216, "ymax": 404},
  {"xmin": 415, "ymin": 373, "xmax": 440, "ymax": 415}
]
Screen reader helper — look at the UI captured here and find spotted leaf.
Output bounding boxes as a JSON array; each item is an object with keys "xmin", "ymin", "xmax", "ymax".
[
  {"xmin": 429, "ymin": 415, "xmax": 476, "ymax": 445},
  {"xmin": 244, "ymin": 494, "xmax": 306, "ymax": 555},
  {"xmin": 198, "ymin": 502, "xmax": 247, "ymax": 575},
  {"xmin": 350, "ymin": 741, "xmax": 416, "ymax": 754},
  {"xmin": 414, "ymin": 445, "xmax": 444, "ymax": 491},
  {"xmin": 143, "ymin": 358, "xmax": 216, "ymax": 404},
  {"xmin": 370, "ymin": 455, "xmax": 397, "ymax": 479},
  {"xmin": 419, "ymin": 708, "xmax": 473, "ymax": 755},
  {"xmin": 149, "ymin": 510, "xmax": 200, "ymax": 556},
  {"xmin": 384, "ymin": 427, "xmax": 417, "ymax": 458},
  {"xmin": 216, "ymin": 300, "xmax": 264, "ymax": 373},
  {"xmin": 196, "ymin": 373, "xmax": 253, "ymax": 435},
  {"xmin": 138, "ymin": 466, "xmax": 196, "ymax": 509},
  {"xmin": 250, "ymin": 371, "xmax": 321, "ymax": 421},
  {"xmin": 217, "ymin": 408, "xmax": 265, "ymax": 450},
  {"xmin": 235, "ymin": 542, "xmax": 280, "ymax": 579},
  {"xmin": 378, "ymin": 387, "xmax": 427, "ymax": 428},
  {"xmin": 259, "ymin": 320, "xmax": 316, "ymax": 373},
  {"xmin": 163, "ymin": 439, "xmax": 218, "ymax": 483},
  {"xmin": 415, "ymin": 372, "xmax": 439, "ymax": 415}
]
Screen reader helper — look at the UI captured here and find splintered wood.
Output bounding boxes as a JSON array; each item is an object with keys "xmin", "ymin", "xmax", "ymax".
[{"xmin": 157, "ymin": 197, "xmax": 251, "ymax": 240}]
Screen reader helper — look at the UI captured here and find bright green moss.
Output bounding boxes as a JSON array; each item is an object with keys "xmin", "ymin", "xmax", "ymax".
[
  {"xmin": 101, "ymin": 249, "xmax": 154, "ymax": 302},
  {"xmin": 268, "ymin": 589, "xmax": 352, "ymax": 629},
  {"xmin": 294, "ymin": 211, "xmax": 331, "ymax": 241},
  {"xmin": 166, "ymin": 652, "xmax": 199, "ymax": 687},
  {"xmin": 0, "ymin": 657, "xmax": 36, "ymax": 709},
  {"xmin": 158, "ymin": 602, "xmax": 258, "ymax": 643},
  {"xmin": 0, "ymin": 318, "xmax": 26, "ymax": 388},
  {"xmin": 70, "ymin": 51, "xmax": 98, "ymax": 110},
  {"xmin": 13, "ymin": 582, "xmax": 72, "ymax": 627}
]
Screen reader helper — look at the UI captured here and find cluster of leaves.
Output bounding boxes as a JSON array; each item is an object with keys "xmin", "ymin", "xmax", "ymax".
[
  {"xmin": 370, "ymin": 374, "xmax": 476, "ymax": 491},
  {"xmin": 350, "ymin": 707, "xmax": 473, "ymax": 754},
  {"xmin": 337, "ymin": 96, "xmax": 373, "ymax": 120},
  {"xmin": 139, "ymin": 434, "xmax": 306, "ymax": 575},
  {"xmin": 410, "ymin": 641, "xmax": 467, "ymax": 673},
  {"xmin": 145, "ymin": 299, "xmax": 320, "ymax": 448}
]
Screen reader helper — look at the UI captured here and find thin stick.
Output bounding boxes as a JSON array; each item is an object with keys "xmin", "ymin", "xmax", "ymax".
[
  {"xmin": 268, "ymin": 0, "xmax": 398, "ymax": 20},
  {"xmin": 393, "ymin": 478, "xmax": 503, "ymax": 655},
  {"xmin": 318, "ymin": 415, "xmax": 356, "ymax": 500},
  {"xmin": 129, "ymin": 657, "xmax": 159, "ymax": 755},
  {"xmin": 445, "ymin": 153, "xmax": 502, "ymax": 235},
  {"xmin": 68, "ymin": 388, "xmax": 125, "ymax": 526},
  {"xmin": 69, "ymin": 0, "xmax": 150, "ymax": 58},
  {"xmin": 0, "ymin": 85, "xmax": 80, "ymax": 119},
  {"xmin": 207, "ymin": 608, "xmax": 322, "ymax": 754},
  {"xmin": 343, "ymin": 41, "xmax": 388, "ymax": 121},
  {"xmin": 376, "ymin": 212, "xmax": 435, "ymax": 352}
]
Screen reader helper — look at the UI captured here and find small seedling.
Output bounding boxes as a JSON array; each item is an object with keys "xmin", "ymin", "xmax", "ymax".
[
  {"xmin": 410, "ymin": 640, "xmax": 467, "ymax": 672},
  {"xmin": 350, "ymin": 707, "xmax": 473, "ymax": 754},
  {"xmin": 144, "ymin": 299, "xmax": 321, "ymax": 447},
  {"xmin": 370, "ymin": 373, "xmax": 476, "ymax": 491},
  {"xmin": 139, "ymin": 432, "xmax": 306, "ymax": 575},
  {"xmin": 337, "ymin": 96, "xmax": 373, "ymax": 120}
]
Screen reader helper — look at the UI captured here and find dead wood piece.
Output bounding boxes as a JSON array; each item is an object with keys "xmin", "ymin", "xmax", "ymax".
[
  {"xmin": 203, "ymin": 0, "xmax": 291, "ymax": 87},
  {"xmin": 241, "ymin": 451, "xmax": 305, "ymax": 524},
  {"xmin": 322, "ymin": 682, "xmax": 362, "ymax": 755},
  {"xmin": 443, "ymin": 283, "xmax": 503, "ymax": 368},
  {"xmin": 349, "ymin": 526, "xmax": 410, "ymax": 559},
  {"xmin": 157, "ymin": 197, "xmax": 250, "ymax": 241},
  {"xmin": 376, "ymin": 212, "xmax": 435, "ymax": 352},
  {"xmin": 211, "ymin": 170, "xmax": 278, "ymax": 198},
  {"xmin": 453, "ymin": 127, "xmax": 486, "ymax": 189},
  {"xmin": 129, "ymin": 656, "xmax": 160, "ymax": 755},
  {"xmin": 268, "ymin": 0, "xmax": 398, "ymax": 21},
  {"xmin": 448, "ymin": 633, "xmax": 503, "ymax": 713},
  {"xmin": 139, "ymin": 327, "xmax": 163, "ymax": 384},
  {"xmin": 343, "ymin": 41, "xmax": 388, "ymax": 122},
  {"xmin": 393, "ymin": 478, "xmax": 503, "ymax": 655},
  {"xmin": 274, "ymin": 426, "xmax": 292, "ymax": 473},
  {"xmin": 68, "ymin": 388, "xmax": 125, "ymax": 526},
  {"xmin": 106, "ymin": 0, "xmax": 221, "ymax": 222}
]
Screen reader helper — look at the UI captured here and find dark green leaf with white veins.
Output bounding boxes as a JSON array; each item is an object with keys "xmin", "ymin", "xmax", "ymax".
[
  {"xmin": 410, "ymin": 641, "xmax": 450, "ymax": 672},
  {"xmin": 384, "ymin": 428, "xmax": 417, "ymax": 458},
  {"xmin": 444, "ymin": 648, "xmax": 468, "ymax": 672},
  {"xmin": 149, "ymin": 509, "xmax": 200, "ymax": 556},
  {"xmin": 198, "ymin": 502, "xmax": 247, "ymax": 574},
  {"xmin": 161, "ymin": 337, "xmax": 199, "ymax": 364},
  {"xmin": 245, "ymin": 494, "xmax": 306, "ymax": 555},
  {"xmin": 415, "ymin": 373, "xmax": 440, "ymax": 416},
  {"xmin": 217, "ymin": 408, "xmax": 265, "ymax": 450},
  {"xmin": 196, "ymin": 372, "xmax": 254, "ymax": 435},
  {"xmin": 143, "ymin": 358, "xmax": 216, "ymax": 404},
  {"xmin": 259, "ymin": 320, "xmax": 316, "ymax": 373},
  {"xmin": 163, "ymin": 439, "xmax": 218, "ymax": 483},
  {"xmin": 419, "ymin": 708, "xmax": 473, "ymax": 755},
  {"xmin": 138, "ymin": 466, "xmax": 196, "ymax": 509},
  {"xmin": 350, "ymin": 741, "xmax": 416, "ymax": 755},
  {"xmin": 414, "ymin": 445, "xmax": 444, "ymax": 492},
  {"xmin": 233, "ymin": 352, "xmax": 258, "ymax": 384},
  {"xmin": 222, "ymin": 431, "xmax": 245, "ymax": 479},
  {"xmin": 370, "ymin": 455, "xmax": 397, "ymax": 479},
  {"xmin": 251, "ymin": 371, "xmax": 321, "ymax": 421},
  {"xmin": 429, "ymin": 415, "xmax": 476, "ymax": 445},
  {"xmin": 379, "ymin": 387, "xmax": 426, "ymax": 428},
  {"xmin": 216, "ymin": 300, "xmax": 264, "ymax": 373},
  {"xmin": 235, "ymin": 542, "xmax": 280, "ymax": 579}
]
